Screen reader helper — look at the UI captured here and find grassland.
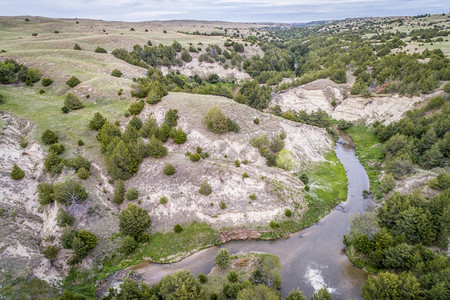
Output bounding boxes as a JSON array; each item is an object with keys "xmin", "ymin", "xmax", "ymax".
[
  {"xmin": 260, "ymin": 151, "xmax": 347, "ymax": 238},
  {"xmin": 0, "ymin": 85, "xmax": 128, "ymax": 159},
  {"xmin": 346, "ymin": 126, "xmax": 383, "ymax": 199},
  {"xmin": 61, "ymin": 222, "xmax": 216, "ymax": 297}
]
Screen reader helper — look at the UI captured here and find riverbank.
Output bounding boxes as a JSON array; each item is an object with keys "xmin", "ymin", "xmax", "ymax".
[{"xmin": 99, "ymin": 137, "xmax": 369, "ymax": 299}]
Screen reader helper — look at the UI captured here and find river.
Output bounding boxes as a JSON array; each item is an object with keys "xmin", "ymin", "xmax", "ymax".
[{"xmin": 131, "ymin": 135, "xmax": 371, "ymax": 299}]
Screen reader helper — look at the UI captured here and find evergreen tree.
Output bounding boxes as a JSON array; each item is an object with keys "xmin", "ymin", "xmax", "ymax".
[{"xmin": 89, "ymin": 112, "xmax": 107, "ymax": 130}]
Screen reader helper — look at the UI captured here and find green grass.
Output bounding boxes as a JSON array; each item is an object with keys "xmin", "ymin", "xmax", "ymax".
[
  {"xmin": 0, "ymin": 85, "xmax": 129, "ymax": 158},
  {"xmin": 0, "ymin": 277, "xmax": 59, "ymax": 299},
  {"xmin": 346, "ymin": 126, "xmax": 383, "ymax": 199},
  {"xmin": 260, "ymin": 151, "xmax": 347, "ymax": 239},
  {"xmin": 64, "ymin": 222, "xmax": 216, "ymax": 298}
]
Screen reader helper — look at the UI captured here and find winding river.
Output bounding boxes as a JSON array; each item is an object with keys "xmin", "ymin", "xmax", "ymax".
[{"xmin": 131, "ymin": 135, "xmax": 371, "ymax": 299}]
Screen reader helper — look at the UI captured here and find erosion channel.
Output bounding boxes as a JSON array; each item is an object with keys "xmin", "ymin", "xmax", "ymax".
[{"xmin": 130, "ymin": 135, "xmax": 371, "ymax": 299}]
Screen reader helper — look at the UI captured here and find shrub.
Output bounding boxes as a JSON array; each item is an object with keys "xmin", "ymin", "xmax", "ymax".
[
  {"xmin": 72, "ymin": 230, "xmax": 98, "ymax": 260},
  {"xmin": 227, "ymin": 118, "xmax": 240, "ymax": 132},
  {"xmin": 11, "ymin": 164, "xmax": 25, "ymax": 180},
  {"xmin": 181, "ymin": 49, "xmax": 192, "ymax": 62},
  {"xmin": 41, "ymin": 78, "xmax": 52, "ymax": 86},
  {"xmin": 190, "ymin": 153, "xmax": 201, "ymax": 162},
  {"xmin": 39, "ymin": 89, "xmax": 45, "ymax": 94},
  {"xmin": 428, "ymin": 172, "xmax": 450, "ymax": 190},
  {"xmin": 286, "ymin": 289, "xmax": 306, "ymax": 300},
  {"xmin": 56, "ymin": 208, "xmax": 74, "ymax": 227},
  {"xmin": 73, "ymin": 43, "xmax": 82, "ymax": 50},
  {"xmin": 119, "ymin": 203, "xmax": 151, "ymax": 238},
  {"xmin": 61, "ymin": 106, "xmax": 69, "ymax": 113},
  {"xmin": 198, "ymin": 273, "xmax": 207, "ymax": 283},
  {"xmin": 23, "ymin": 68, "xmax": 41, "ymax": 85},
  {"xmin": 174, "ymin": 224, "xmax": 183, "ymax": 233},
  {"xmin": 128, "ymin": 100, "xmax": 145, "ymax": 115},
  {"xmin": 49, "ymin": 143, "xmax": 65, "ymax": 155},
  {"xmin": 113, "ymin": 179, "xmax": 125, "ymax": 204},
  {"xmin": 220, "ymin": 201, "xmax": 226, "ymax": 209},
  {"xmin": 227, "ymin": 271, "xmax": 238, "ymax": 283},
  {"xmin": 111, "ymin": 69, "xmax": 123, "ymax": 77},
  {"xmin": 54, "ymin": 180, "xmax": 88, "ymax": 206},
  {"xmin": 171, "ymin": 127, "xmax": 187, "ymax": 144},
  {"xmin": 66, "ymin": 76, "xmax": 81, "ymax": 88},
  {"xmin": 196, "ymin": 146, "xmax": 202, "ymax": 154},
  {"xmin": 249, "ymin": 194, "xmax": 257, "ymax": 200},
  {"xmin": 71, "ymin": 155, "xmax": 91, "ymax": 171},
  {"xmin": 89, "ymin": 112, "xmax": 107, "ymax": 130},
  {"xmin": 77, "ymin": 167, "xmax": 90, "ymax": 180},
  {"xmin": 164, "ymin": 109, "xmax": 179, "ymax": 127},
  {"xmin": 270, "ymin": 221, "xmax": 279, "ymax": 229},
  {"xmin": 60, "ymin": 227, "xmax": 78, "ymax": 249},
  {"xmin": 37, "ymin": 182, "xmax": 54, "ymax": 205},
  {"xmin": 215, "ymin": 249, "xmax": 231, "ymax": 269},
  {"xmin": 253, "ymin": 118, "xmax": 260, "ymax": 124},
  {"xmin": 77, "ymin": 139, "xmax": 84, "ymax": 146},
  {"xmin": 120, "ymin": 236, "xmax": 138, "ymax": 254},
  {"xmin": 43, "ymin": 151, "xmax": 63, "ymax": 174},
  {"xmin": 204, "ymin": 107, "xmax": 228, "ymax": 133},
  {"xmin": 380, "ymin": 174, "xmax": 395, "ymax": 194},
  {"xmin": 285, "ymin": 209, "xmax": 292, "ymax": 217},
  {"xmin": 199, "ymin": 180, "xmax": 212, "ymax": 195},
  {"xmin": 234, "ymin": 160, "xmax": 240, "ymax": 167},
  {"xmin": 160, "ymin": 196, "xmax": 168, "ymax": 204},
  {"xmin": 298, "ymin": 173, "xmax": 309, "ymax": 184},
  {"xmin": 20, "ymin": 141, "xmax": 28, "ymax": 148},
  {"xmin": 163, "ymin": 163, "xmax": 175, "ymax": 175},
  {"xmin": 148, "ymin": 136, "xmax": 168, "ymax": 158},
  {"xmin": 64, "ymin": 92, "xmax": 83, "ymax": 110},
  {"xmin": 31, "ymin": 33, "xmax": 38, "ymax": 37},
  {"xmin": 444, "ymin": 83, "xmax": 450, "ymax": 94},
  {"xmin": 41, "ymin": 129, "xmax": 58, "ymax": 145},
  {"xmin": 95, "ymin": 46, "xmax": 107, "ymax": 53},
  {"xmin": 242, "ymin": 172, "xmax": 249, "ymax": 178},
  {"xmin": 43, "ymin": 246, "xmax": 58, "ymax": 260},
  {"xmin": 126, "ymin": 188, "xmax": 139, "ymax": 201}
]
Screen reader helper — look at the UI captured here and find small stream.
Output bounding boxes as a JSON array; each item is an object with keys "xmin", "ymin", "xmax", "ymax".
[{"xmin": 130, "ymin": 135, "xmax": 371, "ymax": 299}]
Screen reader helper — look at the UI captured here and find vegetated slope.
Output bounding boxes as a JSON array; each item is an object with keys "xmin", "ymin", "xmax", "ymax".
[{"xmin": 0, "ymin": 17, "xmax": 334, "ymax": 292}]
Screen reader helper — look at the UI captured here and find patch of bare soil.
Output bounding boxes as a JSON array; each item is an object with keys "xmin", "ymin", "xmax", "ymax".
[
  {"xmin": 161, "ymin": 59, "xmax": 251, "ymax": 81},
  {"xmin": 271, "ymin": 77, "xmax": 443, "ymax": 125},
  {"xmin": 0, "ymin": 111, "xmax": 62, "ymax": 286}
]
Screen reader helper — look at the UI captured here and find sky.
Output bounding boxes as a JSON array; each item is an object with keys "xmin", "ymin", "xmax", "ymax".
[{"xmin": 1, "ymin": 0, "xmax": 448, "ymax": 23}]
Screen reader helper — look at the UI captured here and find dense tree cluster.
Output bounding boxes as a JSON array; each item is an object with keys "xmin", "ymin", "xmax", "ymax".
[
  {"xmin": 0, "ymin": 59, "xmax": 41, "ymax": 85},
  {"xmin": 344, "ymin": 188, "xmax": 449, "ymax": 299},
  {"xmin": 374, "ymin": 95, "xmax": 449, "ymax": 176},
  {"xmin": 91, "ymin": 109, "xmax": 189, "ymax": 179}
]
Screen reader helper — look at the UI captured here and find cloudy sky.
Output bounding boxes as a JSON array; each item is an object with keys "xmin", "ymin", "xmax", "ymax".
[{"xmin": 1, "ymin": 0, "xmax": 448, "ymax": 23}]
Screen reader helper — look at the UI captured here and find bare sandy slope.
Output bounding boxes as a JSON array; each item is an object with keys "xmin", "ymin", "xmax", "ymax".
[
  {"xmin": 0, "ymin": 111, "xmax": 62, "ymax": 285},
  {"xmin": 271, "ymin": 77, "xmax": 442, "ymax": 125},
  {"xmin": 126, "ymin": 93, "xmax": 332, "ymax": 231}
]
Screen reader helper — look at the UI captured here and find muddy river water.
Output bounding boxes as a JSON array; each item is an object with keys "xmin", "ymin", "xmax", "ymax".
[{"xmin": 131, "ymin": 135, "xmax": 371, "ymax": 299}]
